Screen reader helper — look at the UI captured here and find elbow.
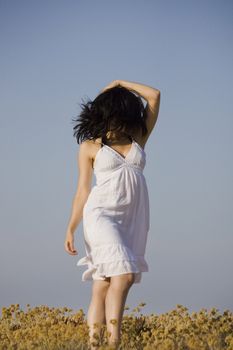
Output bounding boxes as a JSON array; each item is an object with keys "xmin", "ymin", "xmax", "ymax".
[
  {"xmin": 148, "ymin": 90, "xmax": 160, "ymax": 104},
  {"xmin": 147, "ymin": 89, "xmax": 160, "ymax": 103},
  {"xmin": 153, "ymin": 89, "xmax": 160, "ymax": 97}
]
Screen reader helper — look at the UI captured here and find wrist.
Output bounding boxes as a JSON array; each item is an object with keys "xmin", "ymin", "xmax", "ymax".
[
  {"xmin": 117, "ymin": 79, "xmax": 124, "ymax": 86},
  {"xmin": 66, "ymin": 229, "xmax": 74, "ymax": 236},
  {"xmin": 118, "ymin": 80, "xmax": 133, "ymax": 91},
  {"xmin": 115, "ymin": 80, "xmax": 122, "ymax": 87}
]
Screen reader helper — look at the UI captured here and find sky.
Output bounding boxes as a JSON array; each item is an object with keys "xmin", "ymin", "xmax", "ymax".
[{"xmin": 0, "ymin": 0, "xmax": 232, "ymax": 317}]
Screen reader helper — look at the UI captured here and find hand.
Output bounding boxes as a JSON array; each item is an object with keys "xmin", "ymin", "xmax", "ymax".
[
  {"xmin": 64, "ymin": 231, "xmax": 78, "ymax": 255},
  {"xmin": 100, "ymin": 80, "xmax": 121, "ymax": 93}
]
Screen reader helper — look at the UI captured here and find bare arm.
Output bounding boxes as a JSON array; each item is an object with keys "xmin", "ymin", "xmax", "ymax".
[
  {"xmin": 101, "ymin": 80, "xmax": 161, "ymax": 145},
  {"xmin": 64, "ymin": 141, "xmax": 93, "ymax": 255},
  {"xmin": 119, "ymin": 80, "xmax": 161, "ymax": 145},
  {"xmin": 117, "ymin": 80, "xmax": 160, "ymax": 103}
]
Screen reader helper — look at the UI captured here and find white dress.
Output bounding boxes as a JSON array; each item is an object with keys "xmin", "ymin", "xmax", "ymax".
[{"xmin": 77, "ymin": 135, "xmax": 150, "ymax": 283}]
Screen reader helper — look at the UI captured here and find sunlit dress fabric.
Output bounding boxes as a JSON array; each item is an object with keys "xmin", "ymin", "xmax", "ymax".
[{"xmin": 77, "ymin": 135, "xmax": 150, "ymax": 283}]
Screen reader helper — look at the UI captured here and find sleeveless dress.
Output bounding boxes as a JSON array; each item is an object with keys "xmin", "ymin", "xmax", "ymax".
[{"xmin": 77, "ymin": 134, "xmax": 150, "ymax": 283}]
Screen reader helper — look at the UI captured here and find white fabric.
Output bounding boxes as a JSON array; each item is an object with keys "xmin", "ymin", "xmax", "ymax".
[{"xmin": 77, "ymin": 137, "xmax": 150, "ymax": 283}]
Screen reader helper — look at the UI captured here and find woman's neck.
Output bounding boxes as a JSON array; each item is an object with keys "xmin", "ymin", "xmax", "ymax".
[{"xmin": 105, "ymin": 131, "xmax": 131, "ymax": 144}]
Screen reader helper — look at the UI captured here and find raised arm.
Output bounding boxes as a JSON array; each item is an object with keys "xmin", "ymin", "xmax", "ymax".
[
  {"xmin": 119, "ymin": 80, "xmax": 160, "ymax": 144},
  {"xmin": 101, "ymin": 80, "xmax": 161, "ymax": 145},
  {"xmin": 117, "ymin": 80, "xmax": 160, "ymax": 102}
]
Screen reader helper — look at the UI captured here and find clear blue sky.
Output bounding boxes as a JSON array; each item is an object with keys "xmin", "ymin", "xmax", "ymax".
[{"xmin": 0, "ymin": 0, "xmax": 232, "ymax": 315}]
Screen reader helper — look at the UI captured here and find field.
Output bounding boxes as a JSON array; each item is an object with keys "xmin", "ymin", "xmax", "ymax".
[{"xmin": 0, "ymin": 302, "xmax": 232, "ymax": 349}]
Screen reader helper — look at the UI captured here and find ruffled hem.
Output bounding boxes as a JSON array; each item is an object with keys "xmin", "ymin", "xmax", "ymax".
[{"xmin": 76, "ymin": 243, "xmax": 148, "ymax": 284}]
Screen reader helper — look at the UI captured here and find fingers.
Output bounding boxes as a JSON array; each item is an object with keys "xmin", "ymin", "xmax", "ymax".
[
  {"xmin": 101, "ymin": 80, "xmax": 119, "ymax": 94},
  {"xmin": 70, "ymin": 241, "xmax": 77, "ymax": 254},
  {"xmin": 64, "ymin": 240, "xmax": 77, "ymax": 255}
]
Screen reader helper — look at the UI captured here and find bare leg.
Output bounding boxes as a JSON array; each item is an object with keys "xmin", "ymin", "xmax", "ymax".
[
  {"xmin": 105, "ymin": 273, "xmax": 135, "ymax": 348},
  {"xmin": 87, "ymin": 278, "xmax": 110, "ymax": 349}
]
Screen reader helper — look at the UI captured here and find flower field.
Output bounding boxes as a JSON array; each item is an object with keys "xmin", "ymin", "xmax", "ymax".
[{"xmin": 0, "ymin": 302, "xmax": 232, "ymax": 349}]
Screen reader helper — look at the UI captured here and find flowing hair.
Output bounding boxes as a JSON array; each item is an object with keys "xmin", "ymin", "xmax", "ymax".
[{"xmin": 72, "ymin": 85, "xmax": 148, "ymax": 144}]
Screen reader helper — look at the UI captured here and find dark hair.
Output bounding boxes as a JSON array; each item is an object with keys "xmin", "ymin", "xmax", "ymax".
[{"xmin": 72, "ymin": 85, "xmax": 148, "ymax": 144}]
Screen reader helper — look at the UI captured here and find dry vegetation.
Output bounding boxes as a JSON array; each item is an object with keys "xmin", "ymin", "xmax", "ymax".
[{"xmin": 0, "ymin": 302, "xmax": 233, "ymax": 349}]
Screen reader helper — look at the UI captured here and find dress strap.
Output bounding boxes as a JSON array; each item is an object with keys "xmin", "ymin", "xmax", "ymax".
[
  {"xmin": 100, "ymin": 142, "xmax": 104, "ymax": 147},
  {"xmin": 101, "ymin": 135, "xmax": 106, "ymax": 147}
]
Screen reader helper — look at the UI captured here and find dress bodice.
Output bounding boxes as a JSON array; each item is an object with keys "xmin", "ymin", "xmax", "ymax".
[{"xmin": 93, "ymin": 135, "xmax": 146, "ymax": 178}]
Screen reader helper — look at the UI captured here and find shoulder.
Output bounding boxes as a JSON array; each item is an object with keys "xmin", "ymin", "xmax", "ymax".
[
  {"xmin": 80, "ymin": 137, "xmax": 102, "ymax": 149},
  {"xmin": 79, "ymin": 138, "xmax": 102, "ymax": 160}
]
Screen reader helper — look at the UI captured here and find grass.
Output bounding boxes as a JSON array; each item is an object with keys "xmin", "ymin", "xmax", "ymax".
[{"xmin": 0, "ymin": 302, "xmax": 233, "ymax": 349}]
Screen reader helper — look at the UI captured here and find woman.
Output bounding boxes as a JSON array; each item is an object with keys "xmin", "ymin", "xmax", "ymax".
[{"xmin": 64, "ymin": 80, "xmax": 160, "ymax": 349}]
